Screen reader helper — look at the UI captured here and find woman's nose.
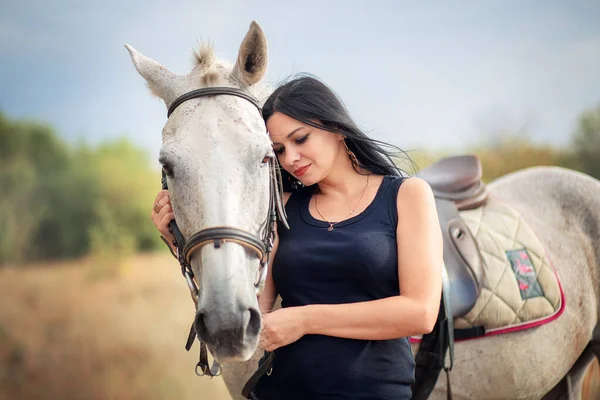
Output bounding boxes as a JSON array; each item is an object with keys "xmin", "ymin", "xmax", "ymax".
[{"xmin": 284, "ymin": 148, "xmax": 300, "ymax": 167}]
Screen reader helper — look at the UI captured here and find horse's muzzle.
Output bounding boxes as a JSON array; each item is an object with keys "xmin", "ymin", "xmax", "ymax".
[{"xmin": 194, "ymin": 305, "xmax": 261, "ymax": 360}]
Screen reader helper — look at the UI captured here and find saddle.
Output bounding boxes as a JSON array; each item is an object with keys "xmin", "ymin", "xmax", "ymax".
[
  {"xmin": 420, "ymin": 154, "xmax": 488, "ymax": 212},
  {"xmin": 412, "ymin": 154, "xmax": 488, "ymax": 400},
  {"xmin": 419, "ymin": 154, "xmax": 487, "ymax": 318}
]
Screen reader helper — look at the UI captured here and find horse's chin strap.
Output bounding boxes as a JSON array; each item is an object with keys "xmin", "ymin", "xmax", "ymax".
[{"xmin": 185, "ymin": 320, "xmax": 223, "ymax": 377}]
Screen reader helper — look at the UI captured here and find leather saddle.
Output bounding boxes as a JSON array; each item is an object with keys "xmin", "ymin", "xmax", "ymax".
[{"xmin": 418, "ymin": 155, "xmax": 487, "ymax": 318}]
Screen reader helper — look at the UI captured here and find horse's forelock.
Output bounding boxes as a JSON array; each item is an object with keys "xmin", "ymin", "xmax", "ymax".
[
  {"xmin": 193, "ymin": 41, "xmax": 216, "ymax": 69},
  {"xmin": 190, "ymin": 41, "xmax": 269, "ymax": 98}
]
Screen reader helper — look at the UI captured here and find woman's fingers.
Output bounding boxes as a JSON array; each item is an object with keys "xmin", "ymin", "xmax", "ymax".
[
  {"xmin": 150, "ymin": 189, "xmax": 175, "ymax": 240},
  {"xmin": 157, "ymin": 205, "xmax": 175, "ymax": 238},
  {"xmin": 152, "ymin": 190, "xmax": 171, "ymax": 214}
]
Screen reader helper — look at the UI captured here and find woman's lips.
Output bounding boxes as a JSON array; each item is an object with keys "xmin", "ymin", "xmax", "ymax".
[{"xmin": 293, "ymin": 164, "xmax": 311, "ymax": 177}]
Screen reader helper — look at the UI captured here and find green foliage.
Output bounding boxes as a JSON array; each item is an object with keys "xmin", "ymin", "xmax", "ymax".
[
  {"xmin": 3, "ymin": 101, "xmax": 600, "ymax": 266},
  {"xmin": 85, "ymin": 138, "xmax": 163, "ymax": 253},
  {"xmin": 0, "ymin": 112, "xmax": 162, "ymax": 266},
  {"xmin": 0, "ymin": 112, "xmax": 72, "ymax": 263},
  {"xmin": 466, "ymin": 136, "xmax": 575, "ymax": 183},
  {"xmin": 570, "ymin": 103, "xmax": 600, "ymax": 179}
]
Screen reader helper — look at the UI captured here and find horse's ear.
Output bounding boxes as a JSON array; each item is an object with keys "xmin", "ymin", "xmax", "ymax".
[
  {"xmin": 125, "ymin": 44, "xmax": 180, "ymax": 106},
  {"xmin": 231, "ymin": 21, "xmax": 268, "ymax": 87}
]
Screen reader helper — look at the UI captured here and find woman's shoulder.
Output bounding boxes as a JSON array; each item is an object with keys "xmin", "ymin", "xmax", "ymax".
[
  {"xmin": 382, "ymin": 174, "xmax": 408, "ymax": 193},
  {"xmin": 394, "ymin": 177, "xmax": 436, "ymax": 213},
  {"xmin": 396, "ymin": 176, "xmax": 433, "ymax": 196}
]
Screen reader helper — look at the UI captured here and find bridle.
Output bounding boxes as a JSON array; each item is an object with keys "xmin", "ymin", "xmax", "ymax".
[{"xmin": 159, "ymin": 86, "xmax": 289, "ymax": 377}]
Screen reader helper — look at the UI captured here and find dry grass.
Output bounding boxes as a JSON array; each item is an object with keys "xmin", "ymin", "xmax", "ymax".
[
  {"xmin": 0, "ymin": 253, "xmax": 232, "ymax": 400},
  {"xmin": 1, "ymin": 253, "xmax": 599, "ymax": 399}
]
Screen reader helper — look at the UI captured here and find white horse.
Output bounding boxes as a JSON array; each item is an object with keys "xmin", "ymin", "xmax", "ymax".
[
  {"xmin": 126, "ymin": 21, "xmax": 600, "ymax": 399},
  {"xmin": 126, "ymin": 21, "xmax": 274, "ymax": 363}
]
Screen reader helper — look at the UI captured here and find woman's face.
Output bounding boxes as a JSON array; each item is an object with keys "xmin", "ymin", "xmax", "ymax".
[{"xmin": 267, "ymin": 112, "xmax": 344, "ymax": 186}]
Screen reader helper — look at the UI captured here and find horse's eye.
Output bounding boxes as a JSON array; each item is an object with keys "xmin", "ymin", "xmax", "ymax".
[
  {"xmin": 162, "ymin": 163, "xmax": 174, "ymax": 177},
  {"xmin": 262, "ymin": 153, "xmax": 273, "ymax": 165}
]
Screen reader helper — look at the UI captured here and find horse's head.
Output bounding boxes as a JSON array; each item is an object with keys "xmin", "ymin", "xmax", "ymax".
[{"xmin": 126, "ymin": 21, "xmax": 274, "ymax": 362}]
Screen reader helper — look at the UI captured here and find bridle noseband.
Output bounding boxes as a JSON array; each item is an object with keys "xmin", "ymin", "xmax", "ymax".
[{"xmin": 160, "ymin": 86, "xmax": 289, "ymax": 377}]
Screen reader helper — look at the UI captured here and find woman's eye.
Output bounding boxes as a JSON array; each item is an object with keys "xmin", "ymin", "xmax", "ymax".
[
  {"xmin": 274, "ymin": 147, "xmax": 284, "ymax": 155},
  {"xmin": 295, "ymin": 134, "xmax": 309, "ymax": 144}
]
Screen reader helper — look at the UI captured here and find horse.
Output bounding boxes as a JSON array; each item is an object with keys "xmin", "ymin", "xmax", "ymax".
[
  {"xmin": 126, "ymin": 21, "xmax": 600, "ymax": 400},
  {"xmin": 125, "ymin": 21, "xmax": 278, "ymax": 365}
]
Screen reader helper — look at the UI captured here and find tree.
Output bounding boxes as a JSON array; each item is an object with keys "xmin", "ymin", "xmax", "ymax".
[
  {"xmin": 0, "ymin": 112, "xmax": 163, "ymax": 266},
  {"xmin": 571, "ymin": 103, "xmax": 600, "ymax": 179}
]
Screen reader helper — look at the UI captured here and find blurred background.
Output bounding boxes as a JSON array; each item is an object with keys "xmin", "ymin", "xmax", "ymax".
[{"xmin": 1, "ymin": 1, "xmax": 599, "ymax": 399}]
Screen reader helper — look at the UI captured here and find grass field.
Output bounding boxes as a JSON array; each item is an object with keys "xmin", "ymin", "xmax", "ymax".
[
  {"xmin": 0, "ymin": 253, "xmax": 232, "ymax": 400},
  {"xmin": 0, "ymin": 253, "xmax": 598, "ymax": 400}
]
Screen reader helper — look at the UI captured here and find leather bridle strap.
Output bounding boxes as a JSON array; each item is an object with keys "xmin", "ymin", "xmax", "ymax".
[
  {"xmin": 167, "ymin": 87, "xmax": 262, "ymax": 118},
  {"xmin": 182, "ymin": 227, "xmax": 267, "ymax": 264}
]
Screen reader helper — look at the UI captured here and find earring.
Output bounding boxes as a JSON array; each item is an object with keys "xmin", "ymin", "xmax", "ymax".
[
  {"xmin": 288, "ymin": 175, "xmax": 303, "ymax": 190},
  {"xmin": 343, "ymin": 139, "xmax": 359, "ymax": 165}
]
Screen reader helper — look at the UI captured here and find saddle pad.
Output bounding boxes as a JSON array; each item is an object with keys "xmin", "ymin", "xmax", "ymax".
[{"xmin": 454, "ymin": 195, "xmax": 563, "ymax": 333}]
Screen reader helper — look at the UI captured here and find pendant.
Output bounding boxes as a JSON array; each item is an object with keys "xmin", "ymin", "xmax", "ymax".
[{"xmin": 327, "ymin": 223, "xmax": 334, "ymax": 232}]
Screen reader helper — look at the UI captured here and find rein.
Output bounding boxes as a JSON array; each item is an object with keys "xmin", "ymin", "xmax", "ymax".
[{"xmin": 159, "ymin": 87, "xmax": 289, "ymax": 377}]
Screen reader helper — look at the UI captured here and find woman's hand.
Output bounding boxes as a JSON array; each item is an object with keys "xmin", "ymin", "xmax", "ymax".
[
  {"xmin": 259, "ymin": 307, "xmax": 306, "ymax": 352},
  {"xmin": 151, "ymin": 190, "xmax": 176, "ymax": 246}
]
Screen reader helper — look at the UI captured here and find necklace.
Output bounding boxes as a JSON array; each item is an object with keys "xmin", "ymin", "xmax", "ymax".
[{"xmin": 314, "ymin": 174, "xmax": 370, "ymax": 232}]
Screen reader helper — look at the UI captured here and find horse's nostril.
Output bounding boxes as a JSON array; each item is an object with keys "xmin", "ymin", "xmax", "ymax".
[
  {"xmin": 194, "ymin": 307, "xmax": 261, "ymax": 344},
  {"xmin": 246, "ymin": 307, "xmax": 261, "ymax": 338},
  {"xmin": 194, "ymin": 311, "xmax": 207, "ymax": 339}
]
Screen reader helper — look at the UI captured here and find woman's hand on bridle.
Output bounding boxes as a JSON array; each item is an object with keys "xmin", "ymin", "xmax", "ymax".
[{"xmin": 151, "ymin": 189, "xmax": 176, "ymax": 245}]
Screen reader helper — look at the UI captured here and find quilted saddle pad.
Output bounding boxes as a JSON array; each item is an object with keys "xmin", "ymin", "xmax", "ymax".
[{"xmin": 454, "ymin": 195, "xmax": 564, "ymax": 334}]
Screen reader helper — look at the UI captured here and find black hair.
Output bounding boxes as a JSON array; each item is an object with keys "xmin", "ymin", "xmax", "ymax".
[{"xmin": 262, "ymin": 74, "xmax": 417, "ymax": 192}]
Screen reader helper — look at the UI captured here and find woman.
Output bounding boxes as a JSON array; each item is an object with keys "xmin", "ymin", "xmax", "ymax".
[{"xmin": 151, "ymin": 76, "xmax": 443, "ymax": 400}]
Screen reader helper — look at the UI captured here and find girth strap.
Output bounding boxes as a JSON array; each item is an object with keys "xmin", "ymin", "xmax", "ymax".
[{"xmin": 411, "ymin": 266, "xmax": 454, "ymax": 400}]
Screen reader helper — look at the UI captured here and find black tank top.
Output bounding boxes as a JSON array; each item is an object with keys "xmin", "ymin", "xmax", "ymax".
[{"xmin": 253, "ymin": 175, "xmax": 415, "ymax": 400}]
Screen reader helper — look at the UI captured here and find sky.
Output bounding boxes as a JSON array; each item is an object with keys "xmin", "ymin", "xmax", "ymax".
[{"xmin": 1, "ymin": 0, "xmax": 599, "ymax": 163}]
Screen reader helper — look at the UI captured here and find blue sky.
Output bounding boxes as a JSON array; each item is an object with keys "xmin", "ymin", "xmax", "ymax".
[{"xmin": 1, "ymin": 0, "xmax": 599, "ymax": 162}]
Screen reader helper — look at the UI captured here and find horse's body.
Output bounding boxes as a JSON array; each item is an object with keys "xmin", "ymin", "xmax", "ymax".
[
  {"xmin": 416, "ymin": 166, "xmax": 600, "ymax": 399},
  {"xmin": 126, "ymin": 21, "xmax": 600, "ymax": 400},
  {"xmin": 221, "ymin": 167, "xmax": 600, "ymax": 400}
]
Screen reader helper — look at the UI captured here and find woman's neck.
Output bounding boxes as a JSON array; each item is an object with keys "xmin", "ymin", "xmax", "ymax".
[{"xmin": 316, "ymin": 162, "xmax": 371, "ymax": 200}]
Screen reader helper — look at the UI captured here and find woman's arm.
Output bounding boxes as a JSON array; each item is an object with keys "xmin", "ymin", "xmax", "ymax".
[
  {"xmin": 297, "ymin": 178, "xmax": 443, "ymax": 339},
  {"xmin": 257, "ymin": 191, "xmax": 292, "ymax": 314}
]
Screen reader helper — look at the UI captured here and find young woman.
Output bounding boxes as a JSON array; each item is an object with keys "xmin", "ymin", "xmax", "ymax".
[{"xmin": 151, "ymin": 76, "xmax": 443, "ymax": 400}]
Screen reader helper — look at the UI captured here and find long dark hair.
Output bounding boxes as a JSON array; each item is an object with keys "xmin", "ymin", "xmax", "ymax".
[{"xmin": 262, "ymin": 74, "xmax": 416, "ymax": 192}]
